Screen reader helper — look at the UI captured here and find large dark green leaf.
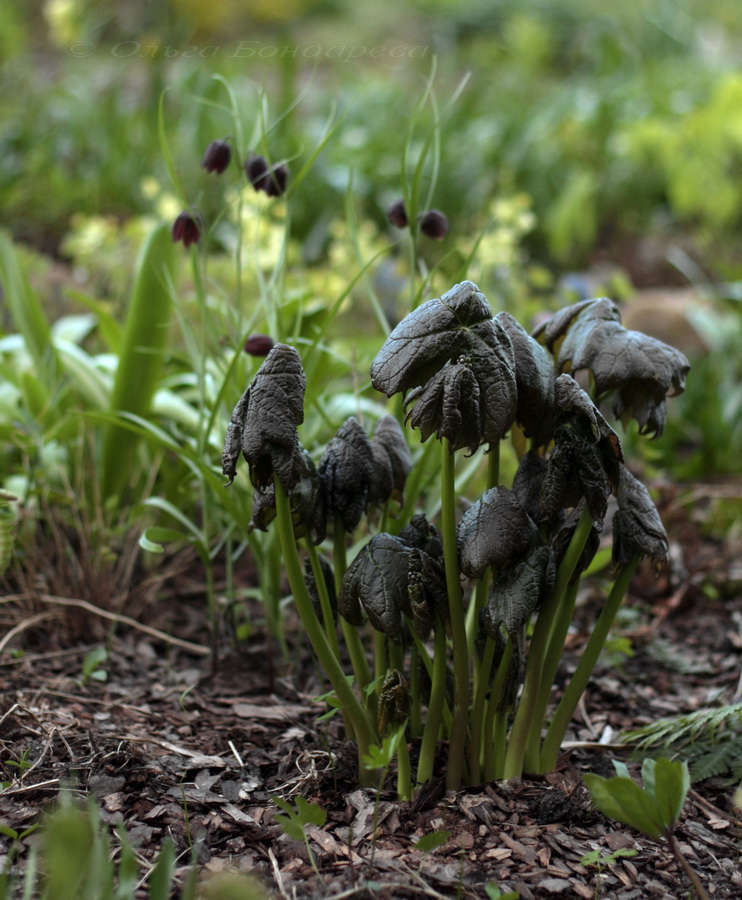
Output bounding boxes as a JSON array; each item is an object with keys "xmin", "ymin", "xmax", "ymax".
[
  {"xmin": 318, "ymin": 417, "xmax": 374, "ymax": 533},
  {"xmin": 612, "ymin": 464, "xmax": 668, "ymax": 569},
  {"xmin": 535, "ymin": 298, "xmax": 690, "ymax": 438},
  {"xmin": 367, "ymin": 415, "xmax": 412, "ymax": 507},
  {"xmin": 457, "ymin": 486, "xmax": 540, "ymax": 579},
  {"xmin": 539, "ymin": 375, "xmax": 623, "ymax": 525},
  {"xmin": 371, "ymin": 280, "xmax": 517, "ymax": 451},
  {"xmin": 497, "ymin": 311, "xmax": 555, "ymax": 447},
  {"xmin": 485, "ymin": 546, "xmax": 553, "ymax": 638}
]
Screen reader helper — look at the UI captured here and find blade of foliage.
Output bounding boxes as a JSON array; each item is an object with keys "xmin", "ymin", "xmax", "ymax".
[{"xmin": 100, "ymin": 223, "xmax": 176, "ymax": 501}]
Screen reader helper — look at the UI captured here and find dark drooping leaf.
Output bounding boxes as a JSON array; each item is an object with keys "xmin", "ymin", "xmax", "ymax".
[
  {"xmin": 338, "ymin": 533, "xmax": 447, "ymax": 643},
  {"xmin": 248, "ymin": 447, "xmax": 318, "ymax": 535},
  {"xmin": 497, "ymin": 312, "xmax": 555, "ymax": 447},
  {"xmin": 485, "ymin": 546, "xmax": 554, "ymax": 638},
  {"xmin": 539, "ymin": 375, "xmax": 623, "ymax": 526},
  {"xmin": 370, "ymin": 280, "xmax": 517, "ymax": 451},
  {"xmin": 511, "ymin": 451, "xmax": 549, "ymax": 523},
  {"xmin": 457, "ymin": 486, "xmax": 540, "ymax": 579},
  {"xmin": 367, "ymin": 415, "xmax": 412, "ymax": 508},
  {"xmin": 222, "ymin": 343, "xmax": 306, "ymax": 490},
  {"xmin": 404, "ymin": 357, "xmax": 483, "ymax": 453},
  {"xmin": 377, "ymin": 670, "xmax": 411, "ymax": 734},
  {"xmin": 612, "ymin": 464, "xmax": 668, "ymax": 570},
  {"xmin": 398, "ymin": 513, "xmax": 444, "ymax": 559},
  {"xmin": 535, "ymin": 298, "xmax": 690, "ymax": 438},
  {"xmin": 318, "ymin": 417, "xmax": 374, "ymax": 533},
  {"xmin": 338, "ymin": 533, "xmax": 412, "ymax": 641}
]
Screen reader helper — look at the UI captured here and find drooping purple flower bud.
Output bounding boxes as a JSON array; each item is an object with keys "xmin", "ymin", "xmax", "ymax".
[
  {"xmin": 387, "ymin": 199, "xmax": 408, "ymax": 229},
  {"xmin": 243, "ymin": 334, "xmax": 275, "ymax": 357},
  {"xmin": 264, "ymin": 163, "xmax": 289, "ymax": 197},
  {"xmin": 172, "ymin": 211, "xmax": 200, "ymax": 248},
  {"xmin": 201, "ymin": 139, "xmax": 232, "ymax": 174},
  {"xmin": 419, "ymin": 209, "xmax": 449, "ymax": 240},
  {"xmin": 245, "ymin": 153, "xmax": 270, "ymax": 191}
]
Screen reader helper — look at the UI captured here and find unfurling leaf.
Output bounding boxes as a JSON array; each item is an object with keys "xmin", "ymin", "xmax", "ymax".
[
  {"xmin": 534, "ymin": 297, "xmax": 690, "ymax": 438},
  {"xmin": 378, "ymin": 669, "xmax": 411, "ymax": 733},
  {"xmin": 338, "ymin": 533, "xmax": 412, "ymax": 641},
  {"xmin": 368, "ymin": 415, "xmax": 412, "ymax": 508},
  {"xmin": 457, "ymin": 486, "xmax": 540, "ymax": 579},
  {"xmin": 612, "ymin": 464, "xmax": 668, "ymax": 570},
  {"xmin": 338, "ymin": 531, "xmax": 446, "ymax": 643},
  {"xmin": 498, "ymin": 312, "xmax": 555, "ymax": 446},
  {"xmin": 248, "ymin": 448, "xmax": 319, "ymax": 534},
  {"xmin": 318, "ymin": 417, "xmax": 374, "ymax": 533},
  {"xmin": 484, "ymin": 546, "xmax": 554, "ymax": 639},
  {"xmin": 370, "ymin": 280, "xmax": 517, "ymax": 451},
  {"xmin": 222, "ymin": 343, "xmax": 306, "ymax": 490},
  {"xmin": 539, "ymin": 375, "xmax": 623, "ymax": 526}
]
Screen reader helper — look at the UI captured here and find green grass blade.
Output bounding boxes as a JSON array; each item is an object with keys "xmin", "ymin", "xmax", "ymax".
[
  {"xmin": 100, "ymin": 223, "xmax": 176, "ymax": 501},
  {"xmin": 0, "ymin": 231, "xmax": 59, "ymax": 382}
]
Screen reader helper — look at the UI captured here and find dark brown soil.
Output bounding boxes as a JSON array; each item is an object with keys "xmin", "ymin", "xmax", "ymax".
[{"xmin": 1, "ymin": 478, "xmax": 741, "ymax": 899}]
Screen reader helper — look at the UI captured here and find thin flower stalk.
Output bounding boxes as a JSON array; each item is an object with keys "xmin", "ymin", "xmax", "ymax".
[{"xmin": 415, "ymin": 611, "xmax": 448, "ymax": 789}]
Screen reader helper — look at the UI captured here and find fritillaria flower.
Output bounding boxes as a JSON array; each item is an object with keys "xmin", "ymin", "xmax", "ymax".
[
  {"xmin": 418, "ymin": 209, "xmax": 449, "ymax": 240},
  {"xmin": 371, "ymin": 280, "xmax": 518, "ymax": 453},
  {"xmin": 201, "ymin": 139, "xmax": 232, "ymax": 174},
  {"xmin": 243, "ymin": 334, "xmax": 275, "ymax": 357},
  {"xmin": 534, "ymin": 297, "xmax": 690, "ymax": 438},
  {"xmin": 244, "ymin": 153, "xmax": 289, "ymax": 197},
  {"xmin": 172, "ymin": 211, "xmax": 200, "ymax": 248},
  {"xmin": 222, "ymin": 343, "xmax": 306, "ymax": 490},
  {"xmin": 387, "ymin": 199, "xmax": 408, "ymax": 229}
]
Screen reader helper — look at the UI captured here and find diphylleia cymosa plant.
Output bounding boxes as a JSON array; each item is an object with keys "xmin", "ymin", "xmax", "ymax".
[{"xmin": 222, "ymin": 282, "xmax": 690, "ymax": 795}]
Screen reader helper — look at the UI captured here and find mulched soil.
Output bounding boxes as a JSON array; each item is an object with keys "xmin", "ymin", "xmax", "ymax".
[{"xmin": 1, "ymin": 478, "xmax": 741, "ymax": 899}]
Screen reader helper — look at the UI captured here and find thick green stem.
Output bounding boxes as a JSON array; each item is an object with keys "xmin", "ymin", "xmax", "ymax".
[
  {"xmin": 416, "ymin": 613, "xmax": 447, "ymax": 788},
  {"xmin": 274, "ymin": 480, "xmax": 376, "ymax": 781},
  {"xmin": 441, "ymin": 440, "xmax": 469, "ymax": 791},
  {"xmin": 396, "ymin": 725, "xmax": 412, "ymax": 801},
  {"xmin": 504, "ymin": 505, "xmax": 595, "ymax": 779},
  {"xmin": 523, "ymin": 581, "xmax": 579, "ymax": 771},
  {"xmin": 540, "ymin": 554, "xmax": 640, "ymax": 772},
  {"xmin": 483, "ymin": 638, "xmax": 513, "ymax": 781}
]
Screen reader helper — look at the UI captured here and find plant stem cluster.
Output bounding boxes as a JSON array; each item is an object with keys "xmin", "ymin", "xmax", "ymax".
[{"xmin": 222, "ymin": 281, "xmax": 687, "ymax": 796}]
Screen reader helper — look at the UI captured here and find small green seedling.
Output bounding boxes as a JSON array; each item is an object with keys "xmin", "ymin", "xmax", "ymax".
[
  {"xmin": 485, "ymin": 881, "xmax": 520, "ymax": 900},
  {"xmin": 580, "ymin": 847, "xmax": 637, "ymax": 899},
  {"xmin": 413, "ymin": 830, "xmax": 450, "ymax": 854},
  {"xmin": 272, "ymin": 796, "xmax": 327, "ymax": 876},
  {"xmin": 584, "ymin": 758, "xmax": 709, "ymax": 900},
  {"xmin": 78, "ymin": 646, "xmax": 108, "ymax": 686}
]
